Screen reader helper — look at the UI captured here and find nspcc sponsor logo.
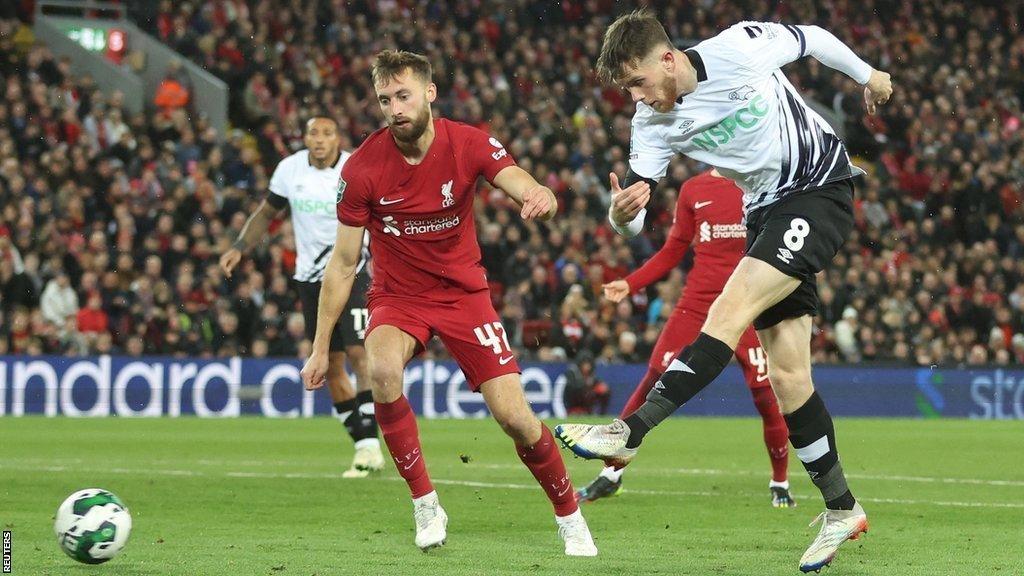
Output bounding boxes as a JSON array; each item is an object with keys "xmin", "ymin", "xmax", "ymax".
[{"xmin": 691, "ymin": 95, "xmax": 768, "ymax": 151}]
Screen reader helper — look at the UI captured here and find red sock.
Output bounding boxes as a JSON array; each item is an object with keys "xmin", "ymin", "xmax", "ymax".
[
  {"xmin": 751, "ymin": 386, "xmax": 789, "ymax": 483},
  {"xmin": 375, "ymin": 396, "xmax": 434, "ymax": 498},
  {"xmin": 516, "ymin": 424, "xmax": 578, "ymax": 516}
]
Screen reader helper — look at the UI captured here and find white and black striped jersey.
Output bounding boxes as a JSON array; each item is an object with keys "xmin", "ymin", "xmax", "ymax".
[
  {"xmin": 628, "ymin": 21, "xmax": 873, "ymax": 214},
  {"xmin": 268, "ymin": 149, "xmax": 369, "ymax": 282}
]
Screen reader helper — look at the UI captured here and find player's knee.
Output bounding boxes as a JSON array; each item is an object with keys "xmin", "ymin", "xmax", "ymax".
[
  {"xmin": 768, "ymin": 362, "xmax": 809, "ymax": 386},
  {"xmin": 705, "ymin": 299, "xmax": 757, "ymax": 346},
  {"xmin": 367, "ymin": 361, "xmax": 403, "ymax": 397},
  {"xmin": 767, "ymin": 364, "xmax": 812, "ymax": 405},
  {"xmin": 495, "ymin": 410, "xmax": 539, "ymax": 444}
]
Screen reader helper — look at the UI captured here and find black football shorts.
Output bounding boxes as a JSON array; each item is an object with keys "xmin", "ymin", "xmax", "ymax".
[
  {"xmin": 296, "ymin": 269, "xmax": 371, "ymax": 351},
  {"xmin": 744, "ymin": 178, "xmax": 855, "ymax": 330}
]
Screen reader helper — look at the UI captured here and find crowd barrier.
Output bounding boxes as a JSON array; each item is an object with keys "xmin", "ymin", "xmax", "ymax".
[{"xmin": 0, "ymin": 356, "xmax": 1021, "ymax": 420}]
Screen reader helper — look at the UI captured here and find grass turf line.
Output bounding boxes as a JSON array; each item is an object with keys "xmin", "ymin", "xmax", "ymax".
[{"xmin": 1, "ymin": 417, "xmax": 1022, "ymax": 575}]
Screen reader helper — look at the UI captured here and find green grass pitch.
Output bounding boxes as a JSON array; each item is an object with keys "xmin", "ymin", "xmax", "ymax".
[{"xmin": 2, "ymin": 417, "xmax": 1022, "ymax": 575}]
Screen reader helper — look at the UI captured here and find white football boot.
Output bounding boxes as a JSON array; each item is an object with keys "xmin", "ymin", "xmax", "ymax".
[
  {"xmin": 554, "ymin": 419, "xmax": 638, "ymax": 467},
  {"xmin": 413, "ymin": 491, "xmax": 448, "ymax": 552},
  {"xmin": 555, "ymin": 509, "xmax": 598, "ymax": 556},
  {"xmin": 799, "ymin": 501, "xmax": 868, "ymax": 573},
  {"xmin": 342, "ymin": 439, "xmax": 385, "ymax": 478}
]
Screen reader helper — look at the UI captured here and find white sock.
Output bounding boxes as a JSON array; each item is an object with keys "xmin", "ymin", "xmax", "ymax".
[
  {"xmin": 413, "ymin": 490, "xmax": 438, "ymax": 506},
  {"xmin": 555, "ymin": 508, "xmax": 583, "ymax": 523},
  {"xmin": 354, "ymin": 438, "xmax": 380, "ymax": 450},
  {"xmin": 769, "ymin": 479, "xmax": 790, "ymax": 489},
  {"xmin": 599, "ymin": 465, "xmax": 624, "ymax": 483}
]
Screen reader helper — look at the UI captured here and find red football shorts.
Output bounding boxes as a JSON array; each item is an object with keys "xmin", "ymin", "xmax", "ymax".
[
  {"xmin": 366, "ymin": 290, "xmax": 520, "ymax": 391},
  {"xmin": 650, "ymin": 305, "xmax": 771, "ymax": 390}
]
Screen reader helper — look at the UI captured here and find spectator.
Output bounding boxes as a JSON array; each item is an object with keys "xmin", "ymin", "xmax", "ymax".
[
  {"xmin": 153, "ymin": 63, "xmax": 192, "ymax": 111},
  {"xmin": 40, "ymin": 273, "xmax": 78, "ymax": 328},
  {"xmin": 835, "ymin": 307, "xmax": 861, "ymax": 363},
  {"xmin": 562, "ymin": 352, "xmax": 610, "ymax": 415},
  {"xmin": 1, "ymin": 3, "xmax": 1023, "ymax": 366},
  {"xmin": 0, "ymin": 255, "xmax": 37, "ymax": 312},
  {"xmin": 75, "ymin": 292, "xmax": 109, "ymax": 335},
  {"xmin": 615, "ymin": 331, "xmax": 642, "ymax": 365}
]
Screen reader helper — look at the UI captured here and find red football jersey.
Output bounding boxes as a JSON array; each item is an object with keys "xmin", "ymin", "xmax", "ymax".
[
  {"xmin": 337, "ymin": 118, "xmax": 516, "ymax": 299},
  {"xmin": 626, "ymin": 171, "xmax": 747, "ymax": 307}
]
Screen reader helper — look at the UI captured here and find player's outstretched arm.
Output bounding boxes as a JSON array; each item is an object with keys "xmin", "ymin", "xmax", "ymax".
[
  {"xmin": 219, "ymin": 197, "xmax": 285, "ymax": 278},
  {"xmin": 788, "ymin": 25, "xmax": 892, "ymax": 114},
  {"xmin": 491, "ymin": 165, "xmax": 558, "ymax": 221},
  {"xmin": 300, "ymin": 223, "xmax": 364, "ymax": 390},
  {"xmin": 863, "ymin": 69, "xmax": 892, "ymax": 115},
  {"xmin": 602, "ymin": 280, "xmax": 631, "ymax": 303}
]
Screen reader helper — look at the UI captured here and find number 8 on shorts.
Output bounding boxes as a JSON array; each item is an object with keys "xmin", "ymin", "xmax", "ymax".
[{"xmin": 783, "ymin": 217, "xmax": 810, "ymax": 251}]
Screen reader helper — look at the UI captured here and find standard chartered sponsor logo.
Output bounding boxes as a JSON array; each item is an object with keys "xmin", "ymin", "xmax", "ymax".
[
  {"xmin": 711, "ymin": 223, "xmax": 746, "ymax": 239},
  {"xmin": 970, "ymin": 369, "xmax": 1024, "ymax": 419},
  {"xmin": 699, "ymin": 222, "xmax": 746, "ymax": 242},
  {"xmin": 691, "ymin": 94, "xmax": 768, "ymax": 151},
  {"xmin": 403, "ymin": 215, "xmax": 460, "ymax": 235},
  {"xmin": 0, "ymin": 357, "xmax": 568, "ymax": 418}
]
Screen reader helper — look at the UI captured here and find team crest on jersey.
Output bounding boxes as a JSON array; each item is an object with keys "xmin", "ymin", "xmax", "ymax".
[
  {"xmin": 729, "ymin": 85, "xmax": 757, "ymax": 101},
  {"xmin": 336, "ymin": 176, "xmax": 346, "ymax": 203},
  {"xmin": 440, "ymin": 179, "xmax": 455, "ymax": 208}
]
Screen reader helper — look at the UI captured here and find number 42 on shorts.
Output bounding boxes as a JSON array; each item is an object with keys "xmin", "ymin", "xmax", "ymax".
[{"xmin": 474, "ymin": 322, "xmax": 514, "ymax": 364}]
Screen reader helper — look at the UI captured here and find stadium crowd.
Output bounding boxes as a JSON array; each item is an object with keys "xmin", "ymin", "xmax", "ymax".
[{"xmin": 1, "ymin": 1, "xmax": 1023, "ymax": 368}]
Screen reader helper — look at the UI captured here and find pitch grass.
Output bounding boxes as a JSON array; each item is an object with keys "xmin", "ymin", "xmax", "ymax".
[{"xmin": 1, "ymin": 417, "xmax": 1022, "ymax": 576}]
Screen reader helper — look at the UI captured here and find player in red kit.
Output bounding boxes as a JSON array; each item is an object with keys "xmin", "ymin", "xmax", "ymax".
[
  {"xmin": 575, "ymin": 170, "xmax": 795, "ymax": 508},
  {"xmin": 300, "ymin": 50, "xmax": 597, "ymax": 556}
]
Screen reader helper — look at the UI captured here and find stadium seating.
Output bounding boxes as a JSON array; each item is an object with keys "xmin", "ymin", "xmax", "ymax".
[{"xmin": 1, "ymin": 1, "xmax": 1022, "ymax": 367}]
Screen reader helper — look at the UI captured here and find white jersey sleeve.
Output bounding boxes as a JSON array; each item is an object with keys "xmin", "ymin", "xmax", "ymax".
[
  {"xmin": 721, "ymin": 22, "xmax": 873, "ymax": 84},
  {"xmin": 628, "ymin": 107, "xmax": 675, "ymax": 180},
  {"xmin": 268, "ymin": 156, "xmax": 292, "ymax": 200}
]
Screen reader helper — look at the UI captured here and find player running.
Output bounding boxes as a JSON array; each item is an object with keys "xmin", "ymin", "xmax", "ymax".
[
  {"xmin": 575, "ymin": 170, "xmax": 794, "ymax": 508},
  {"xmin": 220, "ymin": 116, "xmax": 384, "ymax": 478},
  {"xmin": 300, "ymin": 50, "xmax": 597, "ymax": 556},
  {"xmin": 555, "ymin": 11, "xmax": 891, "ymax": 572}
]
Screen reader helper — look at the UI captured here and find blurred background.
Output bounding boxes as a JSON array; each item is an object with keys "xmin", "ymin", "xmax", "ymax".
[{"xmin": 0, "ymin": 0, "xmax": 1022, "ymax": 418}]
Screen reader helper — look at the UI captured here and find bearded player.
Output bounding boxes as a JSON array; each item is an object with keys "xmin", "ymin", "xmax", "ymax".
[
  {"xmin": 300, "ymin": 50, "xmax": 597, "ymax": 556},
  {"xmin": 575, "ymin": 170, "xmax": 794, "ymax": 508}
]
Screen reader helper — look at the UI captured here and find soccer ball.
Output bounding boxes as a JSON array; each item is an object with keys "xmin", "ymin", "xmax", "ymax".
[{"xmin": 53, "ymin": 488, "xmax": 132, "ymax": 564}]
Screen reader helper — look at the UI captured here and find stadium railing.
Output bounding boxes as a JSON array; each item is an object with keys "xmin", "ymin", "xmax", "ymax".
[{"xmin": 34, "ymin": 0, "xmax": 229, "ymax": 136}]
